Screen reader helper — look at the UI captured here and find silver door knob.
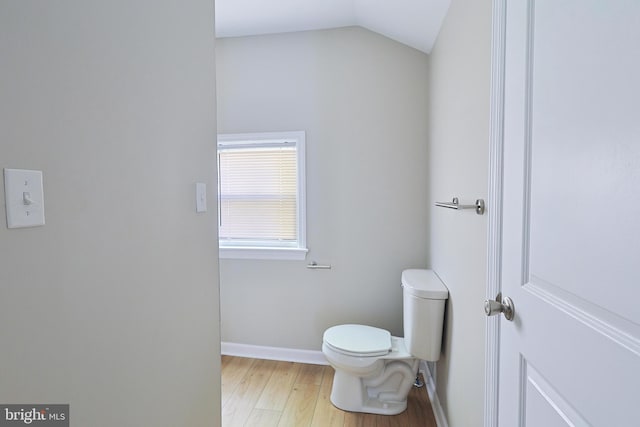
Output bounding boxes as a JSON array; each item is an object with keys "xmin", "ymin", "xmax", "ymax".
[{"xmin": 484, "ymin": 293, "xmax": 514, "ymax": 321}]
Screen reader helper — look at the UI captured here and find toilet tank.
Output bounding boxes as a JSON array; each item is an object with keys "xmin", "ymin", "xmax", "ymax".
[{"xmin": 401, "ymin": 269, "xmax": 449, "ymax": 361}]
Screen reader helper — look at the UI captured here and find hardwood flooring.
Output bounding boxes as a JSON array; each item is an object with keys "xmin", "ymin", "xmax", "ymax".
[{"xmin": 221, "ymin": 356, "xmax": 437, "ymax": 427}]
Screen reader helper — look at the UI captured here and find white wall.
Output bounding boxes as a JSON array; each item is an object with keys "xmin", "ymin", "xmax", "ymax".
[
  {"xmin": 217, "ymin": 27, "xmax": 429, "ymax": 350},
  {"xmin": 427, "ymin": 0, "xmax": 492, "ymax": 425},
  {"xmin": 0, "ymin": 2, "xmax": 220, "ymax": 426}
]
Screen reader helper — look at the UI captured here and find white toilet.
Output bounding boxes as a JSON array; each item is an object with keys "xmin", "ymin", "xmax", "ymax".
[{"xmin": 322, "ymin": 269, "xmax": 448, "ymax": 415}]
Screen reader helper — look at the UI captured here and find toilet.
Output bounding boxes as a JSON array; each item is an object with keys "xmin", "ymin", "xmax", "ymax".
[{"xmin": 322, "ymin": 269, "xmax": 448, "ymax": 415}]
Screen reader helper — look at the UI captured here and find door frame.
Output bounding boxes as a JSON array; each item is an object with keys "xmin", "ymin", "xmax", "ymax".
[{"xmin": 484, "ymin": 0, "xmax": 506, "ymax": 426}]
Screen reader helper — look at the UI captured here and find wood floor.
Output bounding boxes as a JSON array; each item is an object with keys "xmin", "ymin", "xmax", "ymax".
[{"xmin": 221, "ymin": 356, "xmax": 437, "ymax": 427}]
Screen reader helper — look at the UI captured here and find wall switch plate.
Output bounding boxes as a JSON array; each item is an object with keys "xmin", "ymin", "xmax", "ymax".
[
  {"xmin": 4, "ymin": 169, "xmax": 45, "ymax": 228},
  {"xmin": 196, "ymin": 182, "xmax": 207, "ymax": 213}
]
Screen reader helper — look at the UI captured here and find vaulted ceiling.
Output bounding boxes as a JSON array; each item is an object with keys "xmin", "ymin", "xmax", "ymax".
[{"xmin": 215, "ymin": 0, "xmax": 451, "ymax": 54}]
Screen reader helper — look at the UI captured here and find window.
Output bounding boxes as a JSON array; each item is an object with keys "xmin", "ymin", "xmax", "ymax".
[{"xmin": 217, "ymin": 131, "xmax": 307, "ymax": 260}]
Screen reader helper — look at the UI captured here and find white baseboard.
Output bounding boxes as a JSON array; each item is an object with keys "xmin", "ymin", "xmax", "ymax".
[
  {"xmin": 221, "ymin": 342, "xmax": 328, "ymax": 366},
  {"xmin": 421, "ymin": 360, "xmax": 449, "ymax": 427}
]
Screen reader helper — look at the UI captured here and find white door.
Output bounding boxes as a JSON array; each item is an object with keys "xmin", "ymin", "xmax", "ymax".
[{"xmin": 495, "ymin": 0, "xmax": 640, "ymax": 426}]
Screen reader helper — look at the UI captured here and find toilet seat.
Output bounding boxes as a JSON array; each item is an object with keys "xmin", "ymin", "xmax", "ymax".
[{"xmin": 323, "ymin": 324, "xmax": 391, "ymax": 357}]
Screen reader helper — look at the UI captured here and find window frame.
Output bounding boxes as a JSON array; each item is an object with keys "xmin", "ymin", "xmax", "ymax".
[{"xmin": 217, "ymin": 131, "xmax": 308, "ymax": 260}]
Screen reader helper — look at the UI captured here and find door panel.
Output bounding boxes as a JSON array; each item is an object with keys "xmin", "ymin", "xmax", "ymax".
[
  {"xmin": 524, "ymin": 360, "xmax": 588, "ymax": 427},
  {"xmin": 528, "ymin": 0, "xmax": 640, "ymax": 324},
  {"xmin": 498, "ymin": 1, "xmax": 640, "ymax": 426}
]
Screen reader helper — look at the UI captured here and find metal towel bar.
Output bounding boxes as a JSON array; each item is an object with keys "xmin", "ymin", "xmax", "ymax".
[
  {"xmin": 307, "ymin": 261, "xmax": 332, "ymax": 270},
  {"xmin": 435, "ymin": 197, "xmax": 485, "ymax": 215}
]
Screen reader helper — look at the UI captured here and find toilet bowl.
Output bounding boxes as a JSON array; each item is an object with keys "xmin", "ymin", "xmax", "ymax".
[
  {"xmin": 322, "ymin": 325, "xmax": 420, "ymax": 415},
  {"xmin": 322, "ymin": 269, "xmax": 448, "ymax": 415}
]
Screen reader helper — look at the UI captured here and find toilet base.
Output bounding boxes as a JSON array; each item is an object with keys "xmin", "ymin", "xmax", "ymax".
[
  {"xmin": 330, "ymin": 391, "xmax": 408, "ymax": 416},
  {"xmin": 329, "ymin": 359, "xmax": 418, "ymax": 416}
]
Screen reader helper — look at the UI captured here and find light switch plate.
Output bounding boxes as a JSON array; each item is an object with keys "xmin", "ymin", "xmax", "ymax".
[
  {"xmin": 196, "ymin": 182, "xmax": 207, "ymax": 213},
  {"xmin": 4, "ymin": 168, "xmax": 45, "ymax": 228}
]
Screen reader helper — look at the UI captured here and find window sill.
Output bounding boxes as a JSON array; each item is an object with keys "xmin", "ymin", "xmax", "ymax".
[{"xmin": 218, "ymin": 246, "xmax": 309, "ymax": 261}]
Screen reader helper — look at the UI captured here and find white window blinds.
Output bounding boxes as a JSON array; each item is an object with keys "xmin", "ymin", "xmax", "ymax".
[{"xmin": 219, "ymin": 145, "xmax": 297, "ymax": 244}]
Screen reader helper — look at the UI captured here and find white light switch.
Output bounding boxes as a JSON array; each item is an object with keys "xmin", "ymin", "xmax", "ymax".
[
  {"xmin": 196, "ymin": 182, "xmax": 207, "ymax": 213},
  {"xmin": 4, "ymin": 169, "xmax": 45, "ymax": 228}
]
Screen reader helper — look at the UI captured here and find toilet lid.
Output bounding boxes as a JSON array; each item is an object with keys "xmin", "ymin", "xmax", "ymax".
[{"xmin": 323, "ymin": 324, "xmax": 392, "ymax": 357}]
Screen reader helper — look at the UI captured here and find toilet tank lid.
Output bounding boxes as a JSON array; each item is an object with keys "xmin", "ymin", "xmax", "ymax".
[{"xmin": 401, "ymin": 269, "xmax": 449, "ymax": 299}]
